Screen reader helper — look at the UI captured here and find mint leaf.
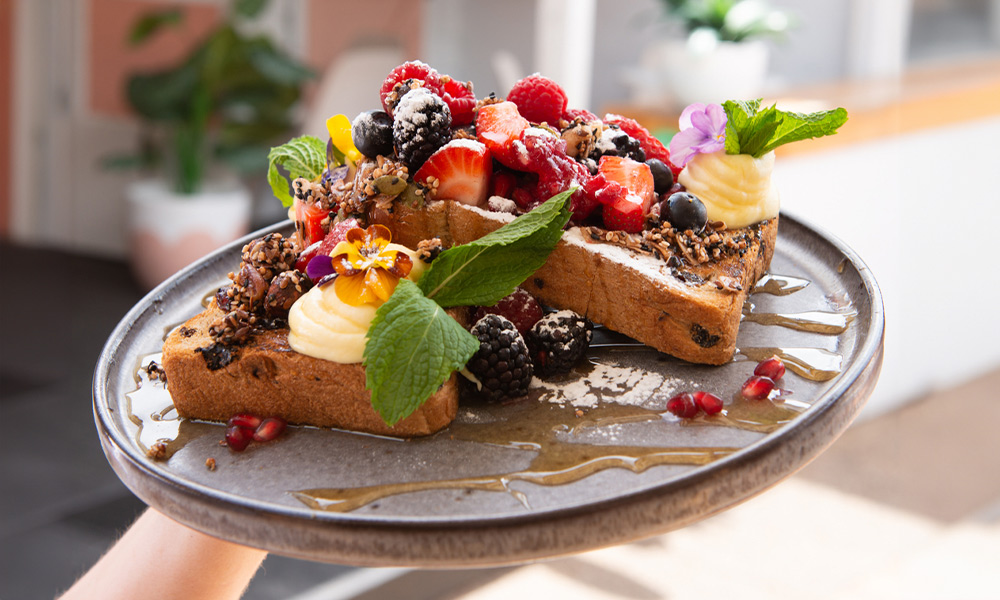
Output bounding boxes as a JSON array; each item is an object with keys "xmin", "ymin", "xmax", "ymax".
[
  {"xmin": 757, "ymin": 107, "xmax": 848, "ymax": 155},
  {"xmin": 417, "ymin": 189, "xmax": 573, "ymax": 307},
  {"xmin": 267, "ymin": 136, "xmax": 326, "ymax": 207},
  {"xmin": 363, "ymin": 279, "xmax": 479, "ymax": 425},
  {"xmin": 723, "ymin": 100, "xmax": 847, "ymax": 158}
]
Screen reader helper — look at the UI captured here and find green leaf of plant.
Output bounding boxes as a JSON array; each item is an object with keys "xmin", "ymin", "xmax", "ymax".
[
  {"xmin": 757, "ymin": 107, "xmax": 849, "ymax": 156},
  {"xmin": 128, "ymin": 9, "xmax": 182, "ymax": 46},
  {"xmin": 723, "ymin": 100, "xmax": 847, "ymax": 158},
  {"xmin": 416, "ymin": 189, "xmax": 573, "ymax": 307},
  {"xmin": 233, "ymin": 0, "xmax": 269, "ymax": 18},
  {"xmin": 247, "ymin": 41, "xmax": 316, "ymax": 86},
  {"xmin": 266, "ymin": 136, "xmax": 326, "ymax": 207},
  {"xmin": 363, "ymin": 280, "xmax": 479, "ymax": 425}
]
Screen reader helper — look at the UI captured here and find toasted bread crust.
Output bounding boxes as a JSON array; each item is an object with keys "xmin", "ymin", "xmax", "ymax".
[
  {"xmin": 379, "ymin": 200, "xmax": 777, "ymax": 364},
  {"xmin": 162, "ymin": 306, "xmax": 460, "ymax": 437}
]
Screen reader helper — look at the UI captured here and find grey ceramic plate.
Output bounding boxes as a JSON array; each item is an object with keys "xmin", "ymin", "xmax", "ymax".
[{"xmin": 94, "ymin": 213, "xmax": 883, "ymax": 567}]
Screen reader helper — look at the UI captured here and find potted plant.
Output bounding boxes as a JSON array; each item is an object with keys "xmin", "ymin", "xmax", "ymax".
[
  {"xmin": 114, "ymin": 0, "xmax": 313, "ymax": 289},
  {"xmin": 649, "ymin": 0, "xmax": 791, "ymax": 109}
]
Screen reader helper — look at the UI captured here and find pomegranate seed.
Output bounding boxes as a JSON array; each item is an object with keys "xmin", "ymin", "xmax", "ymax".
[
  {"xmin": 666, "ymin": 392, "xmax": 700, "ymax": 419},
  {"xmin": 693, "ymin": 391, "xmax": 724, "ymax": 415},
  {"xmin": 227, "ymin": 413, "xmax": 263, "ymax": 429},
  {"xmin": 754, "ymin": 356, "xmax": 786, "ymax": 380},
  {"xmin": 741, "ymin": 375, "xmax": 775, "ymax": 400},
  {"xmin": 253, "ymin": 417, "xmax": 287, "ymax": 442},
  {"xmin": 225, "ymin": 425, "xmax": 254, "ymax": 451}
]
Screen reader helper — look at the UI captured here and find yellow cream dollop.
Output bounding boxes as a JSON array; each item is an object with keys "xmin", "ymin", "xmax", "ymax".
[
  {"xmin": 678, "ymin": 150, "xmax": 779, "ymax": 229},
  {"xmin": 287, "ymin": 244, "xmax": 425, "ymax": 363}
]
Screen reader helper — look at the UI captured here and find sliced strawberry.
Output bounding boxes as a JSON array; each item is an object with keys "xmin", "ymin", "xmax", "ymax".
[
  {"xmin": 598, "ymin": 155, "xmax": 655, "ymax": 214},
  {"xmin": 602, "ymin": 195, "xmax": 646, "ymax": 233},
  {"xmin": 413, "ymin": 139, "xmax": 492, "ymax": 207},
  {"xmin": 490, "ymin": 169, "xmax": 518, "ymax": 199},
  {"xmin": 295, "ymin": 217, "xmax": 360, "ymax": 271},
  {"xmin": 603, "ymin": 113, "xmax": 680, "ymax": 176},
  {"xmin": 293, "ymin": 197, "xmax": 330, "ymax": 248},
  {"xmin": 476, "ymin": 101, "xmax": 530, "ymax": 169}
]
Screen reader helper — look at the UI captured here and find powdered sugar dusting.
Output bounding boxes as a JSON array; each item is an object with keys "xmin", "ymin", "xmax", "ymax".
[
  {"xmin": 445, "ymin": 138, "xmax": 486, "ymax": 152},
  {"xmin": 533, "ymin": 360, "xmax": 684, "ymax": 409},
  {"xmin": 487, "ymin": 196, "xmax": 517, "ymax": 213}
]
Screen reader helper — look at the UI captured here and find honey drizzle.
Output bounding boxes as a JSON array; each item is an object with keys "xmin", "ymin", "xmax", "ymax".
[
  {"xmin": 123, "ymin": 270, "xmax": 850, "ymax": 512},
  {"xmin": 743, "ymin": 304, "xmax": 857, "ymax": 335},
  {"xmin": 752, "ymin": 273, "xmax": 810, "ymax": 296},
  {"xmin": 738, "ymin": 346, "xmax": 843, "ymax": 382}
]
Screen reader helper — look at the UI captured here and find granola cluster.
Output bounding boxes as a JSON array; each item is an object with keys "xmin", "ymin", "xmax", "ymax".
[
  {"xmin": 332, "ymin": 156, "xmax": 411, "ymax": 217},
  {"xmin": 211, "ymin": 233, "xmax": 308, "ymax": 346}
]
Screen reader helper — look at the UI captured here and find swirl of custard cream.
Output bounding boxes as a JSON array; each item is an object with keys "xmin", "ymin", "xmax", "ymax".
[
  {"xmin": 678, "ymin": 150, "xmax": 780, "ymax": 229},
  {"xmin": 288, "ymin": 244, "xmax": 425, "ymax": 363}
]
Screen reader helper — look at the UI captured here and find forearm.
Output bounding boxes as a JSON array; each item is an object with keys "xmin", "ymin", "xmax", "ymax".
[{"xmin": 59, "ymin": 508, "xmax": 267, "ymax": 600}]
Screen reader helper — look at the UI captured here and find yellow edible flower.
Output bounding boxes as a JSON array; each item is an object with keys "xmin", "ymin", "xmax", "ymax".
[{"xmin": 329, "ymin": 225, "xmax": 413, "ymax": 306}]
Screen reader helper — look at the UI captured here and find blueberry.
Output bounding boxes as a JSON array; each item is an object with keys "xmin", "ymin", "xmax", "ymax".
[
  {"xmin": 646, "ymin": 159, "xmax": 674, "ymax": 195},
  {"xmin": 662, "ymin": 192, "xmax": 708, "ymax": 233},
  {"xmin": 351, "ymin": 110, "xmax": 394, "ymax": 158}
]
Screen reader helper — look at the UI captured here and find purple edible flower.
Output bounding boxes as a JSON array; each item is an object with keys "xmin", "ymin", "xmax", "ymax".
[
  {"xmin": 668, "ymin": 103, "xmax": 727, "ymax": 168},
  {"xmin": 306, "ymin": 254, "xmax": 336, "ymax": 285}
]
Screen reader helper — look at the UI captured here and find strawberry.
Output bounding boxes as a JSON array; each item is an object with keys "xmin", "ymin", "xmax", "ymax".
[
  {"xmin": 413, "ymin": 139, "xmax": 492, "ymax": 207},
  {"xmin": 293, "ymin": 197, "xmax": 330, "ymax": 247},
  {"xmin": 476, "ymin": 101, "xmax": 530, "ymax": 169},
  {"xmin": 295, "ymin": 217, "xmax": 360, "ymax": 271},
  {"xmin": 602, "ymin": 195, "xmax": 646, "ymax": 233},
  {"xmin": 603, "ymin": 113, "xmax": 680, "ymax": 176},
  {"xmin": 598, "ymin": 156, "xmax": 655, "ymax": 213}
]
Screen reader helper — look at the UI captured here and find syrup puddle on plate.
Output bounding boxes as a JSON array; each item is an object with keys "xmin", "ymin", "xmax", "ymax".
[{"xmin": 125, "ymin": 271, "xmax": 847, "ymax": 512}]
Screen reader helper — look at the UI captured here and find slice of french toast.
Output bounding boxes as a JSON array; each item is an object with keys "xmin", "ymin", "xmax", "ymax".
[
  {"xmin": 379, "ymin": 199, "xmax": 777, "ymax": 365},
  {"xmin": 161, "ymin": 304, "xmax": 460, "ymax": 437}
]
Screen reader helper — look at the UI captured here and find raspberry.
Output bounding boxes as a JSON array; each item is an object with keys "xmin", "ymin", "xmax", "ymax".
[
  {"xmin": 379, "ymin": 61, "xmax": 441, "ymax": 116},
  {"xmin": 436, "ymin": 75, "xmax": 477, "ymax": 126},
  {"xmin": 603, "ymin": 114, "xmax": 679, "ymax": 175},
  {"xmin": 507, "ymin": 74, "xmax": 568, "ymax": 125},
  {"xmin": 471, "ymin": 287, "xmax": 544, "ymax": 335},
  {"xmin": 392, "ymin": 88, "xmax": 452, "ymax": 171},
  {"xmin": 564, "ymin": 107, "xmax": 599, "ymax": 123},
  {"xmin": 513, "ymin": 128, "xmax": 593, "ymax": 213},
  {"xmin": 468, "ymin": 315, "xmax": 533, "ymax": 401},
  {"xmin": 526, "ymin": 310, "xmax": 593, "ymax": 376}
]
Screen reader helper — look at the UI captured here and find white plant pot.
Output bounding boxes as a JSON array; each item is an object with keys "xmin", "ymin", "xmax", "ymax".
[
  {"xmin": 126, "ymin": 178, "xmax": 252, "ymax": 290},
  {"xmin": 653, "ymin": 38, "xmax": 770, "ymax": 109}
]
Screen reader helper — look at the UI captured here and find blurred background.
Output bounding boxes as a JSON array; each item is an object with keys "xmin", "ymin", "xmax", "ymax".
[{"xmin": 1, "ymin": 0, "xmax": 998, "ymax": 598}]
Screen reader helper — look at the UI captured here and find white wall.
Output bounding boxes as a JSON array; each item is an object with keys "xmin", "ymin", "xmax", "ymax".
[{"xmin": 775, "ymin": 116, "xmax": 1000, "ymax": 419}]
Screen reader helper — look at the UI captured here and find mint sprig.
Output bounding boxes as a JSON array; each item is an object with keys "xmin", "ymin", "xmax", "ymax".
[
  {"xmin": 418, "ymin": 188, "xmax": 573, "ymax": 307},
  {"xmin": 362, "ymin": 190, "xmax": 573, "ymax": 425},
  {"xmin": 267, "ymin": 135, "xmax": 327, "ymax": 207},
  {"xmin": 363, "ymin": 280, "xmax": 479, "ymax": 426},
  {"xmin": 723, "ymin": 100, "xmax": 847, "ymax": 158}
]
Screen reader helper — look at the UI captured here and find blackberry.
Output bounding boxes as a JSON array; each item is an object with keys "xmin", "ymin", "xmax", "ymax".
[
  {"xmin": 589, "ymin": 125, "xmax": 645, "ymax": 162},
  {"xmin": 526, "ymin": 310, "xmax": 593, "ymax": 376},
  {"xmin": 467, "ymin": 314, "xmax": 533, "ymax": 401},
  {"xmin": 392, "ymin": 87, "xmax": 452, "ymax": 171},
  {"xmin": 352, "ymin": 110, "xmax": 394, "ymax": 158}
]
